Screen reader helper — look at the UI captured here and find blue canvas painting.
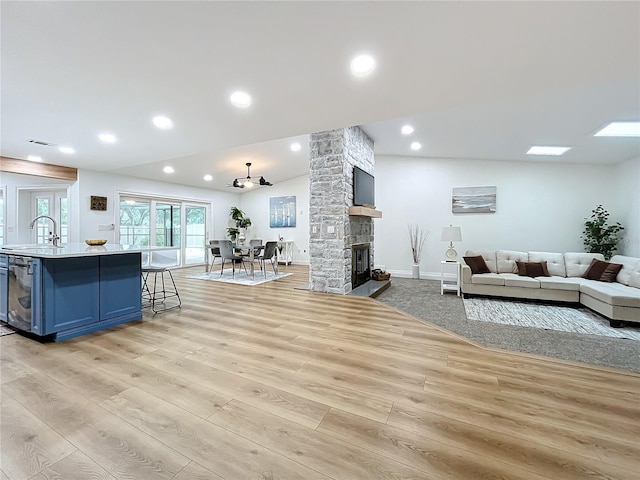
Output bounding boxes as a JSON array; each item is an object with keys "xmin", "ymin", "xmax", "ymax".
[
  {"xmin": 452, "ymin": 186, "xmax": 496, "ymax": 213},
  {"xmin": 270, "ymin": 196, "xmax": 296, "ymax": 227}
]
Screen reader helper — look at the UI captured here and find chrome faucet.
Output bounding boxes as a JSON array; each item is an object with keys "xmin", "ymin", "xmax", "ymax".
[{"xmin": 29, "ymin": 215, "xmax": 60, "ymax": 246}]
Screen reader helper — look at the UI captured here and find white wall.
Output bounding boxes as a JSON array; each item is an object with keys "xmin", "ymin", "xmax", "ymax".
[
  {"xmin": 72, "ymin": 169, "xmax": 241, "ymax": 244},
  {"xmin": 613, "ymin": 156, "xmax": 640, "ymax": 257},
  {"xmin": 1, "ymin": 172, "xmax": 74, "ymax": 245},
  {"xmin": 239, "ymin": 175, "xmax": 310, "ymax": 264},
  {"xmin": 373, "ymin": 155, "xmax": 627, "ymax": 278},
  {"xmin": 3, "ymin": 169, "xmax": 240, "ymax": 246}
]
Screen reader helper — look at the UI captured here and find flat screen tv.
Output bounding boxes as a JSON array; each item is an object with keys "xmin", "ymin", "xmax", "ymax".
[{"xmin": 353, "ymin": 166, "xmax": 375, "ymax": 208}]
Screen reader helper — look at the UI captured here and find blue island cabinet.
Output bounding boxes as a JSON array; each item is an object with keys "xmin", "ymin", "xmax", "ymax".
[{"xmin": 38, "ymin": 252, "xmax": 142, "ymax": 341}]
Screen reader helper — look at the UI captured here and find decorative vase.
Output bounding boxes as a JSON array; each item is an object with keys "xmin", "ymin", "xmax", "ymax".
[{"xmin": 412, "ymin": 263, "xmax": 420, "ymax": 279}]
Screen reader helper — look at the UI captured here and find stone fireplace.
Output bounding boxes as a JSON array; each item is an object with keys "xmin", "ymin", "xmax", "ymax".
[{"xmin": 309, "ymin": 126, "xmax": 375, "ymax": 294}]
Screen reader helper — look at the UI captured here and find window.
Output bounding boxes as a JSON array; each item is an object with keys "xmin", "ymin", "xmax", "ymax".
[{"xmin": 119, "ymin": 194, "xmax": 209, "ymax": 267}]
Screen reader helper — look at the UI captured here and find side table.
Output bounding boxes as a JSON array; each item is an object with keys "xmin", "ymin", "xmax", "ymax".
[{"xmin": 440, "ymin": 261, "xmax": 461, "ymax": 296}]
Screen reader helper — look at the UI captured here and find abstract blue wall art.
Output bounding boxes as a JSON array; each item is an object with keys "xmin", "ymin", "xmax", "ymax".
[{"xmin": 270, "ymin": 196, "xmax": 296, "ymax": 227}]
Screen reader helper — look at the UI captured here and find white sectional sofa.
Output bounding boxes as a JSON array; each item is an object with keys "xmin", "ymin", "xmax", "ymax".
[{"xmin": 461, "ymin": 250, "xmax": 640, "ymax": 327}]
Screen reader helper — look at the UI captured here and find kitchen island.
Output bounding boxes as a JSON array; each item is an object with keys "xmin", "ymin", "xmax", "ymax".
[{"xmin": 0, "ymin": 243, "xmax": 149, "ymax": 341}]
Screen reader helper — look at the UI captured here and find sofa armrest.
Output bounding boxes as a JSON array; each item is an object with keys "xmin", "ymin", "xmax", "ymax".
[{"xmin": 461, "ymin": 264, "xmax": 472, "ymax": 283}]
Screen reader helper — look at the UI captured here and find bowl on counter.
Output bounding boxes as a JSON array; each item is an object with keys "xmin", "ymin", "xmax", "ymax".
[{"xmin": 85, "ymin": 239, "xmax": 107, "ymax": 246}]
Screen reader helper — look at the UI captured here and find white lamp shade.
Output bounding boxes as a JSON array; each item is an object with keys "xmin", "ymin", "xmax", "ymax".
[{"xmin": 441, "ymin": 226, "xmax": 462, "ymax": 242}]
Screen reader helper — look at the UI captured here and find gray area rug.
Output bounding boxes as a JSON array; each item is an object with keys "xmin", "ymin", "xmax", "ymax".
[
  {"xmin": 187, "ymin": 271, "xmax": 292, "ymax": 286},
  {"xmin": 463, "ymin": 297, "xmax": 640, "ymax": 340},
  {"xmin": 376, "ymin": 277, "xmax": 640, "ymax": 373}
]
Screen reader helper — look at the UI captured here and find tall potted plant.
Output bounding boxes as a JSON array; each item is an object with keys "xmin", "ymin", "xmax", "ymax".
[
  {"xmin": 227, "ymin": 207, "xmax": 252, "ymax": 245},
  {"xmin": 581, "ymin": 205, "xmax": 624, "ymax": 260},
  {"xmin": 408, "ymin": 224, "xmax": 428, "ymax": 279}
]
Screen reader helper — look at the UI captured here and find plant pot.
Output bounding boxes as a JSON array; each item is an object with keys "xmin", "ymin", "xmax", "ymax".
[{"xmin": 412, "ymin": 263, "xmax": 420, "ymax": 279}]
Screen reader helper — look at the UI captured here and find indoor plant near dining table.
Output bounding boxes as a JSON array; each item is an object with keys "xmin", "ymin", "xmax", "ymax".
[{"xmin": 227, "ymin": 206, "xmax": 252, "ymax": 245}]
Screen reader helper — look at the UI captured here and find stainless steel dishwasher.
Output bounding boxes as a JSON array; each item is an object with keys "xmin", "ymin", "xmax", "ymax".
[{"xmin": 7, "ymin": 256, "xmax": 39, "ymax": 333}]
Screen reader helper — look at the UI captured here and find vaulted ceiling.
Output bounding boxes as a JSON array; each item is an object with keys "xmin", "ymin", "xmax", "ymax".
[{"xmin": 2, "ymin": 1, "xmax": 638, "ymax": 192}]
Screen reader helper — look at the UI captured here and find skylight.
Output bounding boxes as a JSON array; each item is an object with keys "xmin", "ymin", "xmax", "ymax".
[
  {"xmin": 593, "ymin": 122, "xmax": 640, "ymax": 137},
  {"xmin": 526, "ymin": 146, "xmax": 571, "ymax": 156}
]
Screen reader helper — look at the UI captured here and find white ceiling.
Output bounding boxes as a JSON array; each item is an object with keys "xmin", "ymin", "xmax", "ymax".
[{"xmin": 2, "ymin": 1, "xmax": 639, "ymax": 192}]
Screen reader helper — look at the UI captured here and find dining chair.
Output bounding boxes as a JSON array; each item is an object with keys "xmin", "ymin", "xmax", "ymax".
[
  {"xmin": 141, "ymin": 249, "xmax": 182, "ymax": 314},
  {"xmin": 218, "ymin": 239, "xmax": 248, "ymax": 278},
  {"xmin": 256, "ymin": 241, "xmax": 279, "ymax": 278},
  {"xmin": 208, "ymin": 240, "xmax": 222, "ymax": 273}
]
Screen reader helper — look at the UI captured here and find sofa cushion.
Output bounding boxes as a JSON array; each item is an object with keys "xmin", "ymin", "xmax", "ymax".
[
  {"xmin": 465, "ymin": 250, "xmax": 497, "ymax": 273},
  {"xmin": 497, "ymin": 250, "xmax": 528, "ymax": 273},
  {"xmin": 516, "ymin": 261, "xmax": 550, "ymax": 277},
  {"xmin": 628, "ymin": 262, "xmax": 640, "ymax": 289},
  {"xmin": 528, "ymin": 251, "xmax": 566, "ymax": 277},
  {"xmin": 503, "ymin": 273, "xmax": 541, "ymax": 288},
  {"xmin": 564, "ymin": 252, "xmax": 605, "ymax": 277},
  {"xmin": 609, "ymin": 255, "xmax": 640, "ymax": 287},
  {"xmin": 580, "ymin": 281, "xmax": 640, "ymax": 308},
  {"xmin": 470, "ymin": 273, "xmax": 505, "ymax": 286},
  {"xmin": 463, "ymin": 255, "xmax": 491, "ymax": 274},
  {"xmin": 538, "ymin": 276, "xmax": 582, "ymax": 291}
]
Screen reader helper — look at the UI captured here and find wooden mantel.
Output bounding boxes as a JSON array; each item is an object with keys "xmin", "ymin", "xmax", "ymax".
[
  {"xmin": 348, "ymin": 206, "xmax": 382, "ymax": 218},
  {"xmin": 0, "ymin": 156, "xmax": 78, "ymax": 181}
]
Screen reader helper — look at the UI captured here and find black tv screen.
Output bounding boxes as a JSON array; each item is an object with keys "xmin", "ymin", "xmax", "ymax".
[{"xmin": 353, "ymin": 166, "xmax": 375, "ymax": 207}]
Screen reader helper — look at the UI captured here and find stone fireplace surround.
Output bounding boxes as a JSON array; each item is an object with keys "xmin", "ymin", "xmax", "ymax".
[{"xmin": 309, "ymin": 126, "xmax": 375, "ymax": 294}]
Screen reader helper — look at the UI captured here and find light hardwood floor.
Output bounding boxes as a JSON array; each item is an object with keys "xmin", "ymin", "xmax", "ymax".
[{"xmin": 1, "ymin": 264, "xmax": 639, "ymax": 479}]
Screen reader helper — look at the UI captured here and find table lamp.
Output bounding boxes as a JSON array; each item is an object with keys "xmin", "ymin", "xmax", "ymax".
[{"xmin": 441, "ymin": 225, "xmax": 462, "ymax": 260}]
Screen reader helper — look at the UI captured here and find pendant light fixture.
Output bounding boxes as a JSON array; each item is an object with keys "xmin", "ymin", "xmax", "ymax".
[{"xmin": 231, "ymin": 162, "xmax": 273, "ymax": 189}]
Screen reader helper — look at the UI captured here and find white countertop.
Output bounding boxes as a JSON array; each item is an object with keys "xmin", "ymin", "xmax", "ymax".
[{"xmin": 0, "ymin": 243, "xmax": 172, "ymax": 259}]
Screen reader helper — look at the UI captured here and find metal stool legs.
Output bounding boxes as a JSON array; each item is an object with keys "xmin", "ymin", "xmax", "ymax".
[{"xmin": 141, "ymin": 268, "xmax": 181, "ymax": 314}]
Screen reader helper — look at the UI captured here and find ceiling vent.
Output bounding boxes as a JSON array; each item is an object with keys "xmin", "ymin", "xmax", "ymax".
[{"xmin": 27, "ymin": 139, "xmax": 57, "ymax": 147}]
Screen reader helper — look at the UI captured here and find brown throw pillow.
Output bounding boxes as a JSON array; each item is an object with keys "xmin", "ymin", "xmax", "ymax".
[
  {"xmin": 583, "ymin": 258, "xmax": 623, "ymax": 282},
  {"xmin": 516, "ymin": 261, "xmax": 550, "ymax": 277},
  {"xmin": 600, "ymin": 263, "xmax": 623, "ymax": 282},
  {"xmin": 464, "ymin": 255, "xmax": 490, "ymax": 274},
  {"xmin": 583, "ymin": 258, "xmax": 608, "ymax": 280}
]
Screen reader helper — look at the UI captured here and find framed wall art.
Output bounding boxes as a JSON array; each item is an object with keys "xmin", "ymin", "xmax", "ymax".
[
  {"xmin": 270, "ymin": 196, "xmax": 296, "ymax": 227},
  {"xmin": 90, "ymin": 195, "xmax": 108, "ymax": 211},
  {"xmin": 452, "ymin": 186, "xmax": 496, "ymax": 213}
]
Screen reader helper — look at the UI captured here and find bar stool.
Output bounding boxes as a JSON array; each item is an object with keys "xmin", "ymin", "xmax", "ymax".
[{"xmin": 142, "ymin": 250, "xmax": 181, "ymax": 314}]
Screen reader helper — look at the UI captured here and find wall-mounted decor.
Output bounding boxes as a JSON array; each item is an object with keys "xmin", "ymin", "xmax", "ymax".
[
  {"xmin": 270, "ymin": 196, "xmax": 296, "ymax": 227},
  {"xmin": 452, "ymin": 186, "xmax": 496, "ymax": 213},
  {"xmin": 90, "ymin": 195, "xmax": 108, "ymax": 211}
]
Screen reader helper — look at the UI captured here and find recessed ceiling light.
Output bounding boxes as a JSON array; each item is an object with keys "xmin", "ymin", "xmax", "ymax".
[
  {"xmin": 401, "ymin": 125, "xmax": 414, "ymax": 135},
  {"xmin": 153, "ymin": 115, "xmax": 173, "ymax": 129},
  {"xmin": 410, "ymin": 142, "xmax": 422, "ymax": 151},
  {"xmin": 203, "ymin": 174, "xmax": 213, "ymax": 181},
  {"xmin": 350, "ymin": 54, "xmax": 376, "ymax": 77},
  {"xmin": 27, "ymin": 155, "xmax": 42, "ymax": 162},
  {"xmin": 58, "ymin": 146, "xmax": 75, "ymax": 154},
  {"xmin": 594, "ymin": 121, "xmax": 640, "ymax": 137},
  {"xmin": 163, "ymin": 166, "xmax": 175, "ymax": 174},
  {"xmin": 290, "ymin": 142, "xmax": 301, "ymax": 152},
  {"xmin": 526, "ymin": 146, "xmax": 571, "ymax": 156},
  {"xmin": 99, "ymin": 132, "xmax": 117, "ymax": 143},
  {"xmin": 230, "ymin": 91, "xmax": 252, "ymax": 108}
]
